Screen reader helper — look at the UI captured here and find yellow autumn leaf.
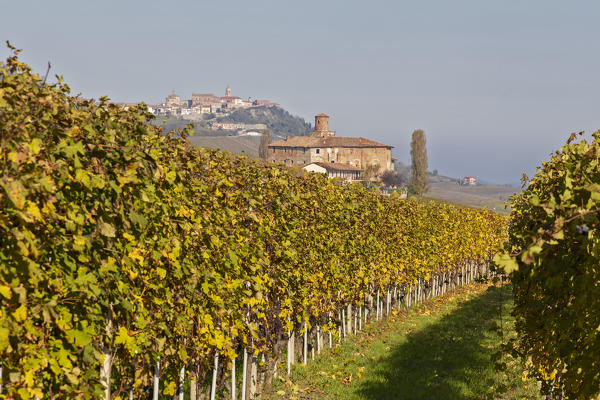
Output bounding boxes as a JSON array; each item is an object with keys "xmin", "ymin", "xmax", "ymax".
[
  {"xmin": 0, "ymin": 285, "xmax": 11, "ymax": 299},
  {"xmin": 13, "ymin": 304, "xmax": 27, "ymax": 322}
]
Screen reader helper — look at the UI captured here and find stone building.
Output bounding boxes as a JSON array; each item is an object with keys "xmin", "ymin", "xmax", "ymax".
[
  {"xmin": 192, "ymin": 93, "xmax": 221, "ymax": 106},
  {"xmin": 166, "ymin": 91, "xmax": 181, "ymax": 107},
  {"xmin": 268, "ymin": 113, "xmax": 394, "ymax": 177}
]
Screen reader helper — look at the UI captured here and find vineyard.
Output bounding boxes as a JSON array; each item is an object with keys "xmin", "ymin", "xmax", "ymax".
[
  {"xmin": 0, "ymin": 48, "xmax": 508, "ymax": 399},
  {"xmin": 500, "ymin": 131, "xmax": 600, "ymax": 399}
]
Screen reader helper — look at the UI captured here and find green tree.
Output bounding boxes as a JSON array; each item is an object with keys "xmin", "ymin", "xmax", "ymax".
[
  {"xmin": 259, "ymin": 129, "xmax": 271, "ymax": 159},
  {"xmin": 410, "ymin": 129, "xmax": 428, "ymax": 195}
]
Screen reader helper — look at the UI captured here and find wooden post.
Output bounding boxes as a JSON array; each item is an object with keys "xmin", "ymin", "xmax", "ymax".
[
  {"xmin": 191, "ymin": 374, "xmax": 197, "ymax": 400},
  {"xmin": 347, "ymin": 303, "xmax": 352, "ymax": 335},
  {"xmin": 249, "ymin": 354, "xmax": 258, "ymax": 398}
]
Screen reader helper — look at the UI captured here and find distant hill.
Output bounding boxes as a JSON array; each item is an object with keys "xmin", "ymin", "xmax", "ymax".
[
  {"xmin": 394, "ymin": 161, "xmax": 517, "ymax": 212},
  {"xmin": 216, "ymin": 106, "xmax": 311, "ymax": 138},
  {"xmin": 187, "ymin": 136, "xmax": 260, "ymax": 158}
]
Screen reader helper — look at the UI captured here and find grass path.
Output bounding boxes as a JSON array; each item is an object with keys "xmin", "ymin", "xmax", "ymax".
[{"xmin": 266, "ymin": 282, "xmax": 540, "ymax": 400}]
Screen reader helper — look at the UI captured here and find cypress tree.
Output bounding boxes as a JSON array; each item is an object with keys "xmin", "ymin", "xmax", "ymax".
[
  {"xmin": 410, "ymin": 129, "xmax": 428, "ymax": 195},
  {"xmin": 259, "ymin": 129, "xmax": 271, "ymax": 159}
]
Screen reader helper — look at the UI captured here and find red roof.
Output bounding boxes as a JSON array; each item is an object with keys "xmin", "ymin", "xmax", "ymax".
[
  {"xmin": 269, "ymin": 136, "xmax": 393, "ymax": 149},
  {"xmin": 315, "ymin": 113, "xmax": 329, "ymax": 117},
  {"xmin": 221, "ymin": 96, "xmax": 242, "ymax": 100}
]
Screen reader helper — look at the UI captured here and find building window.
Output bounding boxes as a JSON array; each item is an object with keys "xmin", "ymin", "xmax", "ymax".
[{"xmin": 316, "ymin": 149, "xmax": 320, "ymax": 154}]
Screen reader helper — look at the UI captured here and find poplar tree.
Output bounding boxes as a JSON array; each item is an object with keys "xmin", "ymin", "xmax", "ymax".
[
  {"xmin": 259, "ymin": 129, "xmax": 271, "ymax": 159},
  {"xmin": 410, "ymin": 129, "xmax": 428, "ymax": 195}
]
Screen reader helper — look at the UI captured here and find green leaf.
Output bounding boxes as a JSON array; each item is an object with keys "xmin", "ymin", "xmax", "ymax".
[
  {"xmin": 4, "ymin": 180, "xmax": 27, "ymax": 210},
  {"xmin": 493, "ymin": 253, "xmax": 519, "ymax": 274},
  {"xmin": 98, "ymin": 220, "xmax": 116, "ymax": 237}
]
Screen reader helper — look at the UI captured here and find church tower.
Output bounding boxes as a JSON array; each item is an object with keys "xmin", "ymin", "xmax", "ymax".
[{"xmin": 225, "ymin": 86, "xmax": 231, "ymax": 97}]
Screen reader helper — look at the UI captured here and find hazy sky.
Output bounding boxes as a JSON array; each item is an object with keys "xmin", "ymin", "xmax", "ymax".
[{"xmin": 2, "ymin": 0, "xmax": 599, "ymax": 184}]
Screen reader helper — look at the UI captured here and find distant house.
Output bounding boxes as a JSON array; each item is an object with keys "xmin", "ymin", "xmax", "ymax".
[
  {"xmin": 462, "ymin": 176, "xmax": 477, "ymax": 185},
  {"xmin": 303, "ymin": 162, "xmax": 362, "ymax": 181}
]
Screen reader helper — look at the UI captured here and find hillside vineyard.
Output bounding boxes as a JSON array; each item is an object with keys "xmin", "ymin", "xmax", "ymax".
[{"xmin": 0, "ymin": 49, "xmax": 507, "ymax": 398}]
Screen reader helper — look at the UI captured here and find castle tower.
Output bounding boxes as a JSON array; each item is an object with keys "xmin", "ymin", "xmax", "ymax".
[
  {"xmin": 226, "ymin": 86, "xmax": 231, "ymax": 97},
  {"xmin": 310, "ymin": 113, "xmax": 335, "ymax": 137}
]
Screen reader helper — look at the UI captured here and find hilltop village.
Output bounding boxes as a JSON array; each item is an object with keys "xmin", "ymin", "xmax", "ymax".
[{"xmin": 149, "ymin": 86, "xmax": 277, "ymax": 134}]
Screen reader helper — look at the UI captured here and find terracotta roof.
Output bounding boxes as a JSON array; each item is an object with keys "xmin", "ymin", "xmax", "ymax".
[
  {"xmin": 308, "ymin": 162, "xmax": 362, "ymax": 172},
  {"xmin": 316, "ymin": 113, "xmax": 329, "ymax": 117},
  {"xmin": 269, "ymin": 136, "xmax": 393, "ymax": 149},
  {"xmin": 192, "ymin": 93, "xmax": 217, "ymax": 97},
  {"xmin": 221, "ymin": 96, "xmax": 242, "ymax": 100}
]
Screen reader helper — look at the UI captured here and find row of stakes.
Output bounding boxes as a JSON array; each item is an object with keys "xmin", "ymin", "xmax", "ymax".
[{"xmin": 0, "ymin": 262, "xmax": 491, "ymax": 399}]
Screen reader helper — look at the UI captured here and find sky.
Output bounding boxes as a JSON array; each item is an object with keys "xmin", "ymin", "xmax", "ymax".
[{"xmin": 2, "ymin": 0, "xmax": 600, "ymax": 185}]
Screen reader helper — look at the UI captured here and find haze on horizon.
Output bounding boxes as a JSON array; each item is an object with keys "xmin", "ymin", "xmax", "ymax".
[{"xmin": 2, "ymin": 0, "xmax": 599, "ymax": 185}]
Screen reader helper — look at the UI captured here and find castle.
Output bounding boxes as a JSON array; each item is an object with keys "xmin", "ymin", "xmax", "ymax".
[{"xmin": 268, "ymin": 113, "xmax": 394, "ymax": 180}]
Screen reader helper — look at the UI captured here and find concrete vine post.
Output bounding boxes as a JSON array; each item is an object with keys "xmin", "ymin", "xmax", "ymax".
[
  {"xmin": 231, "ymin": 354, "xmax": 236, "ymax": 400},
  {"xmin": 376, "ymin": 290, "xmax": 380, "ymax": 321},
  {"xmin": 303, "ymin": 323, "xmax": 308, "ymax": 365},
  {"xmin": 242, "ymin": 348, "xmax": 248, "ymax": 400},
  {"xmin": 153, "ymin": 360, "xmax": 160, "ymax": 400},
  {"xmin": 179, "ymin": 366, "xmax": 185, "ymax": 400},
  {"xmin": 101, "ymin": 312, "xmax": 113, "ymax": 400},
  {"xmin": 210, "ymin": 353, "xmax": 219, "ymax": 400}
]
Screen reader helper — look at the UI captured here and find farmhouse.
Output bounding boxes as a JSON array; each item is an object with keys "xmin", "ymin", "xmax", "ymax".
[
  {"xmin": 303, "ymin": 162, "xmax": 362, "ymax": 181},
  {"xmin": 268, "ymin": 113, "xmax": 393, "ymax": 177}
]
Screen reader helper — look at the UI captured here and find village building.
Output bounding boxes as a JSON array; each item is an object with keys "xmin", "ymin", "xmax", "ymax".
[
  {"xmin": 462, "ymin": 176, "xmax": 477, "ymax": 185},
  {"xmin": 268, "ymin": 113, "xmax": 394, "ymax": 177},
  {"xmin": 303, "ymin": 162, "xmax": 362, "ymax": 181},
  {"xmin": 165, "ymin": 91, "xmax": 181, "ymax": 108},
  {"xmin": 191, "ymin": 93, "xmax": 221, "ymax": 107}
]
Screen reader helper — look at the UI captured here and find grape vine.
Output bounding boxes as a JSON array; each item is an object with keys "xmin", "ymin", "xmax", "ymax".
[
  {"xmin": 499, "ymin": 131, "xmax": 600, "ymax": 399},
  {"xmin": 0, "ymin": 46, "xmax": 507, "ymax": 399}
]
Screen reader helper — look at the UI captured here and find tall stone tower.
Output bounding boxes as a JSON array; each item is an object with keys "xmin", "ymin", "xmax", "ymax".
[
  {"xmin": 225, "ymin": 86, "xmax": 231, "ymax": 97},
  {"xmin": 310, "ymin": 113, "xmax": 335, "ymax": 137}
]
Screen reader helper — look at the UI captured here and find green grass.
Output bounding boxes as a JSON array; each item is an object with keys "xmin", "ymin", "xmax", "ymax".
[{"xmin": 266, "ymin": 283, "xmax": 540, "ymax": 400}]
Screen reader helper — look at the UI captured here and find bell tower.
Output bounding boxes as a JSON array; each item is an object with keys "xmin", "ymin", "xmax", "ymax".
[
  {"xmin": 225, "ymin": 86, "xmax": 231, "ymax": 97},
  {"xmin": 310, "ymin": 113, "xmax": 335, "ymax": 137}
]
